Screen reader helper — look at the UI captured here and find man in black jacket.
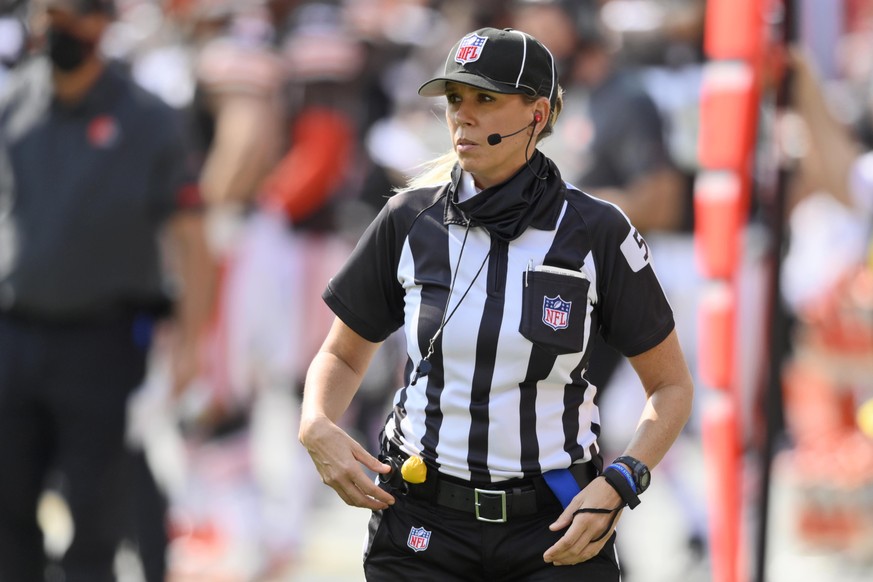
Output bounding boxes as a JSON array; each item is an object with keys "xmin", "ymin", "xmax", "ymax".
[{"xmin": 0, "ymin": 1, "xmax": 215, "ymax": 579}]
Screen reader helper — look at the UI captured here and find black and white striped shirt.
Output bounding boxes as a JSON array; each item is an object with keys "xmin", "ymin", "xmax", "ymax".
[{"xmin": 324, "ymin": 157, "xmax": 673, "ymax": 484}]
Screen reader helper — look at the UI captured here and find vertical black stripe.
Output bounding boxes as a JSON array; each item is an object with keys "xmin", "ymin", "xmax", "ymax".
[
  {"xmin": 542, "ymin": 206, "xmax": 590, "ymax": 271},
  {"xmin": 467, "ymin": 238, "xmax": 508, "ymax": 482},
  {"xmin": 518, "ymin": 347, "xmax": 557, "ymax": 477},
  {"xmin": 406, "ymin": 210, "xmax": 452, "ymax": 467},
  {"xmin": 562, "ymin": 360, "xmax": 590, "ymax": 460}
]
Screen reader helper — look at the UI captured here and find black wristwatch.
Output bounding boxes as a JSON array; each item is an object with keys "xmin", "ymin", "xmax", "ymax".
[{"xmin": 614, "ymin": 455, "xmax": 651, "ymax": 494}]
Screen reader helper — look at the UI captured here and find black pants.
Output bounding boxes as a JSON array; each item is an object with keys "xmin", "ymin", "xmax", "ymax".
[
  {"xmin": 363, "ymin": 487, "xmax": 620, "ymax": 581},
  {"xmin": 0, "ymin": 314, "xmax": 147, "ymax": 582}
]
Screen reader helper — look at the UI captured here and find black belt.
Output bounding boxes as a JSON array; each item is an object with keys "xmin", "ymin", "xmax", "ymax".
[
  {"xmin": 383, "ymin": 448, "xmax": 594, "ymax": 523},
  {"xmin": 414, "ymin": 475, "xmax": 549, "ymax": 523}
]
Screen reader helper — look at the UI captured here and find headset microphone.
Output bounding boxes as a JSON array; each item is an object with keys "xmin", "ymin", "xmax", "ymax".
[{"xmin": 487, "ymin": 113, "xmax": 541, "ymax": 146}]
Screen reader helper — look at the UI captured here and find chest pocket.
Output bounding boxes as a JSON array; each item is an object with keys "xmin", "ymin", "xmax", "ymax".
[{"xmin": 519, "ymin": 265, "xmax": 591, "ymax": 355}]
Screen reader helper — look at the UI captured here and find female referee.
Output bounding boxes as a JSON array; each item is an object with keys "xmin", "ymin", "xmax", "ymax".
[{"xmin": 299, "ymin": 26, "xmax": 693, "ymax": 582}]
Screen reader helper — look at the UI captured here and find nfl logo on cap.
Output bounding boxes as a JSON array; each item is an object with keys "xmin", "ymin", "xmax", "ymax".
[
  {"xmin": 455, "ymin": 33, "xmax": 487, "ymax": 64},
  {"xmin": 543, "ymin": 296, "xmax": 571, "ymax": 331},
  {"xmin": 407, "ymin": 526, "xmax": 432, "ymax": 552}
]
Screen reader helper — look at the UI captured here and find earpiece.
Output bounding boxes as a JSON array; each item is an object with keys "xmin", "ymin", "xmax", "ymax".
[{"xmin": 534, "ymin": 112, "xmax": 542, "ymax": 124}]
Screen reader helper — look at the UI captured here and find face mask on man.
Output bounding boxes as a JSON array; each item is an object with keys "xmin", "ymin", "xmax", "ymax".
[{"xmin": 47, "ymin": 26, "xmax": 97, "ymax": 72}]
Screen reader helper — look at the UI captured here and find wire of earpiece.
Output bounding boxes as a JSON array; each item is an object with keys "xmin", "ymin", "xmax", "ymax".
[{"xmin": 525, "ymin": 112, "xmax": 548, "ymax": 181}]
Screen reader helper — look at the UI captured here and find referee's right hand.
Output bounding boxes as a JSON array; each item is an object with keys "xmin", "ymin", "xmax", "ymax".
[
  {"xmin": 543, "ymin": 477, "xmax": 624, "ymax": 565},
  {"xmin": 300, "ymin": 416, "xmax": 396, "ymax": 510}
]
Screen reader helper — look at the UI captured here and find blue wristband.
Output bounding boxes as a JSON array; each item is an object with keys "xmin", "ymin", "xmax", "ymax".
[{"xmin": 606, "ymin": 463, "xmax": 637, "ymax": 494}]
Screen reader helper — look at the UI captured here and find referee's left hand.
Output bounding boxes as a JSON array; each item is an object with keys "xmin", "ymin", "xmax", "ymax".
[{"xmin": 543, "ymin": 477, "xmax": 624, "ymax": 565}]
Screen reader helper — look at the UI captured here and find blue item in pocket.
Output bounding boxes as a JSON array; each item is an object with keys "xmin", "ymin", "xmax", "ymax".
[{"xmin": 543, "ymin": 468, "xmax": 582, "ymax": 508}]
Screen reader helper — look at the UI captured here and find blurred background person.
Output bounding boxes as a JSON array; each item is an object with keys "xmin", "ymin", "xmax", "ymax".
[
  {"xmin": 0, "ymin": 0, "xmax": 215, "ymax": 581},
  {"xmin": 511, "ymin": 0, "xmax": 688, "ymax": 231}
]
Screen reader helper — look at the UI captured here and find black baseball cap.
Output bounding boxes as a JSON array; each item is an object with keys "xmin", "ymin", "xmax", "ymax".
[{"xmin": 418, "ymin": 27, "xmax": 556, "ymax": 108}]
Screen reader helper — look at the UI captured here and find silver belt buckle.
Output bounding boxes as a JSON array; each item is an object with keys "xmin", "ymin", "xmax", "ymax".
[{"xmin": 474, "ymin": 488, "xmax": 507, "ymax": 523}]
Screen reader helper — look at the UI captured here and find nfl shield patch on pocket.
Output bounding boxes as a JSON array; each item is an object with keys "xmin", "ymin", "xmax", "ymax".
[
  {"xmin": 407, "ymin": 526, "xmax": 432, "ymax": 552},
  {"xmin": 542, "ymin": 295, "xmax": 571, "ymax": 331}
]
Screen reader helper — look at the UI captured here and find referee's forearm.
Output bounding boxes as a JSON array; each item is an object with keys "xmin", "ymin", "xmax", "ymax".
[
  {"xmin": 625, "ymin": 382, "xmax": 693, "ymax": 470},
  {"xmin": 301, "ymin": 350, "xmax": 364, "ymax": 428}
]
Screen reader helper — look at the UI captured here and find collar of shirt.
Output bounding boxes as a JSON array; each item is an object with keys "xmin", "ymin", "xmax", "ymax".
[
  {"xmin": 444, "ymin": 149, "xmax": 566, "ymax": 241},
  {"xmin": 457, "ymin": 170, "xmax": 481, "ymax": 203}
]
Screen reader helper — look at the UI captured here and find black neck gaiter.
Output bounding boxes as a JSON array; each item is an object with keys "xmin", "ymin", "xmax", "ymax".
[{"xmin": 452, "ymin": 151, "xmax": 565, "ymax": 242}]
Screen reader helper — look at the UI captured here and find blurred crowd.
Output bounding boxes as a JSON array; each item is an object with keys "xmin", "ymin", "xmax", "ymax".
[{"xmin": 1, "ymin": 0, "xmax": 873, "ymax": 581}]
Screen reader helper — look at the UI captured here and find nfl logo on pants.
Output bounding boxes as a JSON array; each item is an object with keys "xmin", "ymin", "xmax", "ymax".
[{"xmin": 407, "ymin": 526, "xmax": 431, "ymax": 552}]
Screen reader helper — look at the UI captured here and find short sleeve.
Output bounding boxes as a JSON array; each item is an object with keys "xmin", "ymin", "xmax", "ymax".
[
  {"xmin": 323, "ymin": 198, "xmax": 407, "ymax": 342},
  {"xmin": 593, "ymin": 207, "xmax": 675, "ymax": 356}
]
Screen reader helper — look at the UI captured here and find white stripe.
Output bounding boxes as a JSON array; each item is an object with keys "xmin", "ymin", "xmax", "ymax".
[
  {"xmin": 513, "ymin": 29, "xmax": 556, "ymax": 105},
  {"xmin": 545, "ymin": 44, "xmax": 556, "ymax": 104},
  {"xmin": 397, "ymin": 238, "xmax": 429, "ymax": 454},
  {"xmin": 511, "ymin": 29, "xmax": 527, "ymax": 89}
]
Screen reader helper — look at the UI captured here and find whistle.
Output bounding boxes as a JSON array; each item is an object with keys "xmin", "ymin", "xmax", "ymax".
[{"xmin": 411, "ymin": 359, "xmax": 432, "ymax": 385}]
